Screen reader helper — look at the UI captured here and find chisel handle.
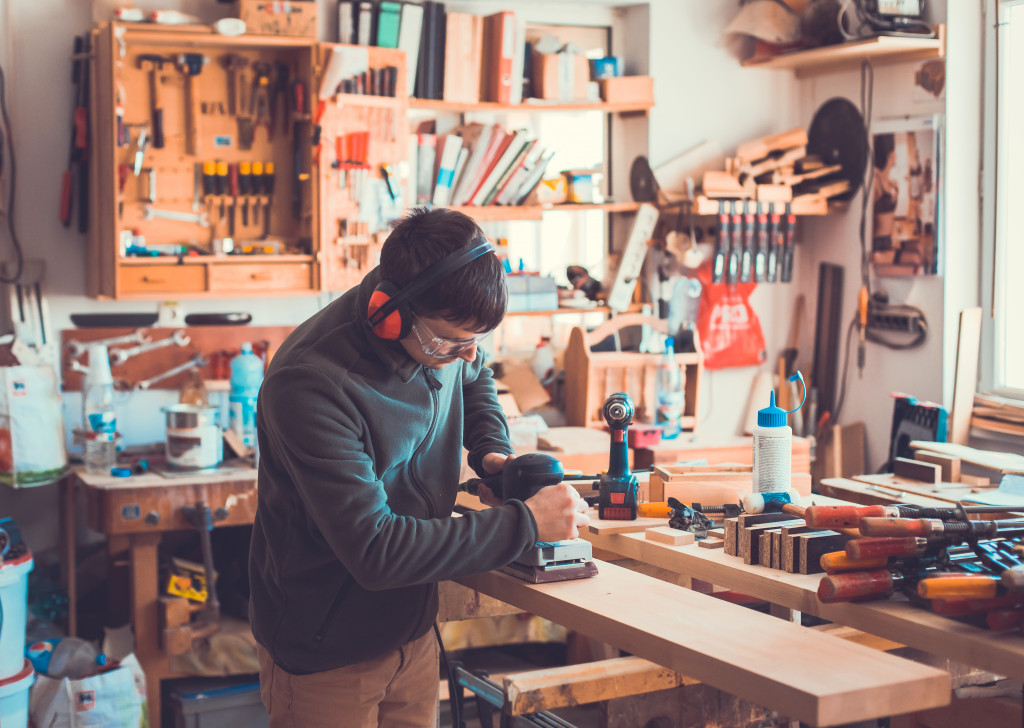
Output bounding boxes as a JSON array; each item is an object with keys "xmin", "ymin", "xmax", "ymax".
[
  {"xmin": 805, "ymin": 505, "xmax": 889, "ymax": 529},
  {"xmin": 847, "ymin": 537, "xmax": 925, "ymax": 561},
  {"xmin": 817, "ymin": 569, "xmax": 895, "ymax": 603},
  {"xmin": 59, "ymin": 171, "xmax": 73, "ymax": 226},
  {"xmin": 637, "ymin": 502, "xmax": 672, "ymax": 518},
  {"xmin": 820, "ymin": 551, "xmax": 887, "ymax": 574}
]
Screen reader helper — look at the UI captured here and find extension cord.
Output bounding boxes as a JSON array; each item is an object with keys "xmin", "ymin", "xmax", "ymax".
[{"xmin": 867, "ymin": 305, "xmax": 926, "ymax": 334}]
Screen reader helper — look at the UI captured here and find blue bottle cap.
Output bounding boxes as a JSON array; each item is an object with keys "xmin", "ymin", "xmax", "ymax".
[
  {"xmin": 110, "ymin": 467, "xmax": 133, "ymax": 478},
  {"xmin": 757, "ymin": 391, "xmax": 788, "ymax": 428}
]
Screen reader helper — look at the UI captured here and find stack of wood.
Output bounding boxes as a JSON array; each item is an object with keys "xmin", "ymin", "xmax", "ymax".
[
  {"xmin": 972, "ymin": 393, "xmax": 1024, "ymax": 439},
  {"xmin": 697, "ymin": 127, "xmax": 850, "ymax": 215}
]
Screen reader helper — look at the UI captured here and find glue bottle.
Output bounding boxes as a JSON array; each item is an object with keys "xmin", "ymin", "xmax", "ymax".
[
  {"xmin": 753, "ymin": 371, "xmax": 806, "ymax": 493},
  {"xmin": 229, "ymin": 342, "xmax": 264, "ymax": 449}
]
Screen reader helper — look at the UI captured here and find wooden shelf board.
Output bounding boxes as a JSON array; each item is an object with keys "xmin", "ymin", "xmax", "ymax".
[
  {"xmin": 409, "ymin": 98, "xmax": 652, "ymax": 114},
  {"xmin": 334, "ymin": 93, "xmax": 404, "ymax": 109},
  {"xmin": 119, "ymin": 255, "xmax": 315, "ymax": 265},
  {"xmin": 449, "ymin": 202, "xmax": 641, "ymax": 222},
  {"xmin": 115, "ymin": 23, "xmax": 316, "ymax": 49},
  {"xmin": 741, "ymin": 27, "xmax": 944, "ymax": 77},
  {"xmin": 505, "ymin": 302, "xmax": 646, "ymax": 318}
]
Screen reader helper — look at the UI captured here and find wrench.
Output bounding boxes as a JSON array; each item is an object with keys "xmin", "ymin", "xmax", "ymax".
[
  {"xmin": 66, "ymin": 329, "xmax": 149, "ymax": 358},
  {"xmin": 137, "ymin": 355, "xmax": 206, "ymax": 390},
  {"xmin": 141, "ymin": 205, "xmax": 210, "ymax": 228},
  {"xmin": 110, "ymin": 330, "xmax": 190, "ymax": 365}
]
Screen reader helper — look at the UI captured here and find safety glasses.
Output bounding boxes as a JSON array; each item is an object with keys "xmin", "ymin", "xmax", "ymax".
[{"xmin": 410, "ymin": 313, "xmax": 486, "ymax": 359}]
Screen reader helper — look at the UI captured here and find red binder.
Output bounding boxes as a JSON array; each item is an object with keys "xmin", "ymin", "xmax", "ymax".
[{"xmin": 483, "ymin": 12, "xmax": 516, "ymax": 104}]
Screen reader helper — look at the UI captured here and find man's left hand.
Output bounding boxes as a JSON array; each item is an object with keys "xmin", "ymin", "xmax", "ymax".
[{"xmin": 478, "ymin": 453, "xmax": 515, "ymax": 507}]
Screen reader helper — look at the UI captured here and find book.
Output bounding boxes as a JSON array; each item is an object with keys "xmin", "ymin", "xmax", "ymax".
[
  {"xmin": 487, "ymin": 139, "xmax": 537, "ymax": 206},
  {"xmin": 375, "ymin": 1, "xmax": 402, "ymax": 49},
  {"xmin": 338, "ymin": 0, "xmax": 357, "ymax": 44},
  {"xmin": 455, "ymin": 126, "xmax": 509, "ymax": 206},
  {"xmin": 432, "ymin": 134, "xmax": 463, "ymax": 207},
  {"xmin": 356, "ymin": 1, "xmax": 373, "ymax": 46},
  {"xmin": 510, "ymin": 149, "xmax": 555, "ymax": 206},
  {"xmin": 405, "ymin": 132, "xmax": 419, "ymax": 208},
  {"xmin": 482, "ymin": 11, "xmax": 515, "ymax": 104},
  {"xmin": 451, "ymin": 123, "xmax": 497, "ymax": 205},
  {"xmin": 509, "ymin": 14, "xmax": 527, "ymax": 105},
  {"xmin": 416, "ymin": 133, "xmax": 437, "ymax": 205},
  {"xmin": 415, "ymin": 1, "xmax": 446, "ymax": 100},
  {"xmin": 443, "ymin": 12, "xmax": 483, "ymax": 104},
  {"xmin": 468, "ymin": 130, "xmax": 530, "ymax": 206},
  {"xmin": 397, "ymin": 2, "xmax": 424, "ymax": 97}
]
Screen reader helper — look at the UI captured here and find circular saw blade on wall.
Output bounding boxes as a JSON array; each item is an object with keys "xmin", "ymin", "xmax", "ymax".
[
  {"xmin": 629, "ymin": 156, "xmax": 660, "ymax": 203},
  {"xmin": 807, "ymin": 97, "xmax": 868, "ymax": 202}
]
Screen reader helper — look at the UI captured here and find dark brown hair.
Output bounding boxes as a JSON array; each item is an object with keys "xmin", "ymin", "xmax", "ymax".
[{"xmin": 379, "ymin": 207, "xmax": 507, "ymax": 332}]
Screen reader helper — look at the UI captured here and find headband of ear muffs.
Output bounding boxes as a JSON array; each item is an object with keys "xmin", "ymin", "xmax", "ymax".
[{"xmin": 366, "ymin": 238, "xmax": 494, "ymax": 340}]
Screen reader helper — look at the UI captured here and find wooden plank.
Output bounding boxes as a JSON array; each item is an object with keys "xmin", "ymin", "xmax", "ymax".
[
  {"xmin": 503, "ymin": 656, "xmax": 698, "ymax": 716},
  {"xmin": 893, "ymin": 457, "xmax": 942, "ymax": 484},
  {"xmin": 437, "ymin": 581, "xmax": 521, "ymax": 622},
  {"xmin": 949, "ymin": 307, "xmax": 983, "ymax": 445},
  {"xmin": 909, "ymin": 441, "xmax": 1024, "ymax": 475},
  {"xmin": 914, "ymin": 451, "xmax": 962, "ymax": 483},
  {"xmin": 577, "ymin": 529, "xmax": 1024, "ymax": 683},
  {"xmin": 741, "ymin": 519, "xmax": 803, "ymax": 566},
  {"xmin": 698, "ymin": 538, "xmax": 725, "ymax": 550},
  {"xmin": 646, "ymin": 526, "xmax": 695, "ymax": 546},
  {"xmin": 589, "ymin": 509, "xmax": 666, "ymax": 535},
  {"xmin": 798, "ymin": 532, "xmax": 847, "ymax": 575},
  {"xmin": 781, "ymin": 525, "xmax": 817, "ymax": 573},
  {"xmin": 457, "ymin": 561, "xmax": 950, "ymax": 726}
]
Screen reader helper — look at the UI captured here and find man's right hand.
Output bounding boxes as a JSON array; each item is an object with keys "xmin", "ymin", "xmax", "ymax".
[{"xmin": 524, "ymin": 484, "xmax": 590, "ymax": 542}]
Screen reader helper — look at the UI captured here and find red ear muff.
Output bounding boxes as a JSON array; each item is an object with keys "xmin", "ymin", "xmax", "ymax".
[{"xmin": 367, "ymin": 281, "xmax": 411, "ymax": 340}]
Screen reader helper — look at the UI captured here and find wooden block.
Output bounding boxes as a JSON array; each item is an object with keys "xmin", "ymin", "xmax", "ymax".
[
  {"xmin": 960, "ymin": 474, "xmax": 991, "ymax": 487},
  {"xmin": 914, "ymin": 451, "xmax": 962, "ymax": 483},
  {"xmin": 759, "ymin": 528, "xmax": 779, "ymax": 568},
  {"xmin": 723, "ymin": 517, "xmax": 739, "ymax": 556},
  {"xmin": 893, "ymin": 457, "xmax": 942, "ymax": 483},
  {"xmin": 706, "ymin": 528, "xmax": 725, "ymax": 540},
  {"xmin": 741, "ymin": 519, "xmax": 804, "ymax": 565},
  {"xmin": 780, "ymin": 525, "xmax": 816, "ymax": 573},
  {"xmin": 771, "ymin": 529, "xmax": 783, "ymax": 570},
  {"xmin": 645, "ymin": 526, "xmax": 695, "ymax": 546},
  {"xmin": 698, "ymin": 539, "xmax": 725, "ymax": 549},
  {"xmin": 798, "ymin": 531, "xmax": 847, "ymax": 575}
]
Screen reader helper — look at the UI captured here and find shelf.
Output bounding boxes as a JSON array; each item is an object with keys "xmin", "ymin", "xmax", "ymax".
[
  {"xmin": 409, "ymin": 98, "xmax": 652, "ymax": 114},
  {"xmin": 334, "ymin": 93, "xmax": 404, "ymax": 109},
  {"xmin": 448, "ymin": 202, "xmax": 643, "ymax": 222},
  {"xmin": 114, "ymin": 22, "xmax": 316, "ymax": 48},
  {"xmin": 119, "ymin": 254, "xmax": 315, "ymax": 265},
  {"xmin": 505, "ymin": 302, "xmax": 645, "ymax": 318},
  {"xmin": 741, "ymin": 26, "xmax": 944, "ymax": 77}
]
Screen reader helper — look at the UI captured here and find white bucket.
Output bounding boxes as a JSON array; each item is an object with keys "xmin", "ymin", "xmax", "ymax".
[
  {"xmin": 0, "ymin": 660, "xmax": 34, "ymax": 728},
  {"xmin": 0, "ymin": 552, "xmax": 33, "ymax": 680}
]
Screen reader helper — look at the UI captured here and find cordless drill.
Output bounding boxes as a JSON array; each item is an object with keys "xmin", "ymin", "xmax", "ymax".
[{"xmin": 597, "ymin": 393, "xmax": 638, "ymax": 520}]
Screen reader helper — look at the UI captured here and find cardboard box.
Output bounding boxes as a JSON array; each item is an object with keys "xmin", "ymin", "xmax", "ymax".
[
  {"xmin": 532, "ymin": 49, "xmax": 589, "ymax": 101},
  {"xmin": 236, "ymin": 0, "xmax": 318, "ymax": 37},
  {"xmin": 507, "ymin": 275, "xmax": 559, "ymax": 312},
  {"xmin": 599, "ymin": 76, "xmax": 654, "ymax": 105}
]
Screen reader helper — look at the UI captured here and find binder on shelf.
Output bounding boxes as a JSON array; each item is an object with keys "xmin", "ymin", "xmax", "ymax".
[
  {"xmin": 338, "ymin": 0, "xmax": 357, "ymax": 44},
  {"xmin": 509, "ymin": 14, "xmax": 527, "ymax": 105},
  {"xmin": 398, "ymin": 2, "xmax": 424, "ymax": 96},
  {"xmin": 443, "ymin": 12, "xmax": 483, "ymax": 105},
  {"xmin": 356, "ymin": 1, "xmax": 374, "ymax": 46},
  {"xmin": 432, "ymin": 134, "xmax": 463, "ymax": 207},
  {"xmin": 482, "ymin": 11, "xmax": 516, "ymax": 104},
  {"xmin": 416, "ymin": 133, "xmax": 437, "ymax": 205},
  {"xmin": 415, "ymin": 1, "xmax": 446, "ymax": 100},
  {"xmin": 375, "ymin": 1, "xmax": 402, "ymax": 49}
]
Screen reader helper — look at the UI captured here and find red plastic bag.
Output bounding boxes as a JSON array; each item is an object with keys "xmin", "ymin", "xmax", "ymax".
[{"xmin": 695, "ymin": 260, "xmax": 767, "ymax": 370}]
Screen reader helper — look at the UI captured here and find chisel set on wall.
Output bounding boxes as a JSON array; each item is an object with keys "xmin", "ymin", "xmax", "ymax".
[{"xmin": 711, "ymin": 200, "xmax": 795, "ymax": 285}]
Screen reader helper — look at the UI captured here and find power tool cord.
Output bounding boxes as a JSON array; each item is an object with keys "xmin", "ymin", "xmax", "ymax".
[
  {"xmin": 0, "ymin": 63, "xmax": 23, "ymax": 283},
  {"xmin": 434, "ymin": 622, "xmax": 464, "ymax": 728}
]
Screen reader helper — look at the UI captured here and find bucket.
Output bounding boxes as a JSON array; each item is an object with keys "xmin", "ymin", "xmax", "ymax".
[
  {"xmin": 0, "ymin": 660, "xmax": 34, "ymax": 728},
  {"xmin": 0, "ymin": 551, "xmax": 33, "ymax": 680},
  {"xmin": 164, "ymin": 405, "xmax": 223, "ymax": 470}
]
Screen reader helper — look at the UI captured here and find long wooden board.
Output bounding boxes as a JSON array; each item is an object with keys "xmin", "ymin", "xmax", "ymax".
[
  {"xmin": 578, "ymin": 530, "xmax": 1024, "ymax": 683},
  {"xmin": 457, "ymin": 561, "xmax": 950, "ymax": 726}
]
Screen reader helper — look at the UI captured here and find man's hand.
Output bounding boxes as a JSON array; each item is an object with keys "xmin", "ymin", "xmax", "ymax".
[
  {"xmin": 477, "ymin": 452, "xmax": 515, "ymax": 507},
  {"xmin": 524, "ymin": 484, "xmax": 590, "ymax": 542}
]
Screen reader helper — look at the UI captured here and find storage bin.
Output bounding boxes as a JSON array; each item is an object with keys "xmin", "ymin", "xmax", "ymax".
[
  {"xmin": 169, "ymin": 678, "xmax": 268, "ymax": 728},
  {"xmin": 0, "ymin": 660, "xmax": 34, "ymax": 728},
  {"xmin": 0, "ymin": 551, "xmax": 32, "ymax": 680}
]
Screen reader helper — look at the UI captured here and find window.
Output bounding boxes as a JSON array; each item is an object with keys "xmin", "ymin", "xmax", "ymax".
[{"xmin": 994, "ymin": 0, "xmax": 1024, "ymax": 393}]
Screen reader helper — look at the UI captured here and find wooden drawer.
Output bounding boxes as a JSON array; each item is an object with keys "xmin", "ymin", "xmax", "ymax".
[
  {"xmin": 120, "ymin": 265, "xmax": 206, "ymax": 294},
  {"xmin": 209, "ymin": 263, "xmax": 313, "ymax": 292}
]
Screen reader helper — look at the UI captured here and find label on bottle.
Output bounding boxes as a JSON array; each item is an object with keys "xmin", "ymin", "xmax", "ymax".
[
  {"xmin": 87, "ymin": 411, "xmax": 117, "ymax": 434},
  {"xmin": 656, "ymin": 392, "xmax": 684, "ymax": 439},
  {"xmin": 753, "ymin": 431, "xmax": 791, "ymax": 493},
  {"xmin": 229, "ymin": 397, "xmax": 258, "ymax": 448}
]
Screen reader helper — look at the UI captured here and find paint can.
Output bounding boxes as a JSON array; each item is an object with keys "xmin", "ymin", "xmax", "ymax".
[{"xmin": 164, "ymin": 405, "xmax": 223, "ymax": 470}]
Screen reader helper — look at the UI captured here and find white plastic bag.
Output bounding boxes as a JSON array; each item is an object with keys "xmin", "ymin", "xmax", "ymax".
[
  {"xmin": 29, "ymin": 653, "xmax": 147, "ymax": 727},
  {"xmin": 0, "ymin": 365, "xmax": 67, "ymax": 487}
]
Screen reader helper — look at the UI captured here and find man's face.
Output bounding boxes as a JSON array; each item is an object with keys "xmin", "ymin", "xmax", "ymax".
[{"xmin": 400, "ymin": 313, "xmax": 487, "ymax": 369}]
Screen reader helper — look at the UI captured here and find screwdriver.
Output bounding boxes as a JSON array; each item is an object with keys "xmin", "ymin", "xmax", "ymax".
[
  {"xmin": 228, "ymin": 162, "xmax": 238, "ymax": 239},
  {"xmin": 781, "ymin": 202, "xmax": 796, "ymax": 282},
  {"xmin": 767, "ymin": 203, "xmax": 780, "ymax": 283},
  {"xmin": 238, "ymin": 161, "xmax": 252, "ymax": 226},
  {"xmin": 202, "ymin": 160, "xmax": 216, "ymax": 209},
  {"xmin": 858, "ymin": 284, "xmax": 869, "ymax": 376},
  {"xmin": 262, "ymin": 162, "xmax": 275, "ymax": 238},
  {"xmin": 215, "ymin": 160, "xmax": 228, "ymax": 219},
  {"xmin": 252, "ymin": 161, "xmax": 264, "ymax": 226},
  {"xmin": 712, "ymin": 201, "xmax": 727, "ymax": 284},
  {"xmin": 754, "ymin": 202, "xmax": 768, "ymax": 282}
]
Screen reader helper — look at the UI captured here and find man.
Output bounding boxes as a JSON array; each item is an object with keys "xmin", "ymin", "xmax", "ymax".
[{"xmin": 250, "ymin": 207, "xmax": 589, "ymax": 727}]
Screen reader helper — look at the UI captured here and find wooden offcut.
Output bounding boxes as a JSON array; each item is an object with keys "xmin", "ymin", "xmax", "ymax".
[
  {"xmin": 646, "ymin": 526, "xmax": 695, "ymax": 546},
  {"xmin": 781, "ymin": 525, "xmax": 817, "ymax": 573},
  {"xmin": 741, "ymin": 518, "xmax": 804, "ymax": 565},
  {"xmin": 457, "ymin": 560, "xmax": 951, "ymax": 726},
  {"xmin": 914, "ymin": 451, "xmax": 962, "ymax": 483},
  {"xmin": 798, "ymin": 532, "xmax": 847, "ymax": 575},
  {"xmin": 893, "ymin": 457, "xmax": 942, "ymax": 484}
]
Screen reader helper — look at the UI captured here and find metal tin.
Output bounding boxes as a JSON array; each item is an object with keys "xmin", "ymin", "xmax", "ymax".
[{"xmin": 164, "ymin": 405, "xmax": 222, "ymax": 470}]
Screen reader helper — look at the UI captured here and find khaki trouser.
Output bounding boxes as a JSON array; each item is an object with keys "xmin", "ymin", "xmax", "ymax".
[{"xmin": 257, "ymin": 630, "xmax": 440, "ymax": 727}]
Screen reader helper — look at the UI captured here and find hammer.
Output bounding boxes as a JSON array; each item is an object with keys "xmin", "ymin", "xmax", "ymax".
[
  {"xmin": 177, "ymin": 53, "xmax": 209, "ymax": 156},
  {"xmin": 137, "ymin": 54, "xmax": 170, "ymax": 148}
]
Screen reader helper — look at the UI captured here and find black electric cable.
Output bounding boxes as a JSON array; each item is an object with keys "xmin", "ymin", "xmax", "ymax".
[
  {"xmin": 0, "ymin": 63, "xmax": 24, "ymax": 283},
  {"xmin": 859, "ymin": 59, "xmax": 874, "ymax": 292},
  {"xmin": 434, "ymin": 622, "xmax": 464, "ymax": 728}
]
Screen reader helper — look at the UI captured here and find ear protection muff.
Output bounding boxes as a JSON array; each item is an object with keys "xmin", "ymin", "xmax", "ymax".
[{"xmin": 367, "ymin": 238, "xmax": 494, "ymax": 340}]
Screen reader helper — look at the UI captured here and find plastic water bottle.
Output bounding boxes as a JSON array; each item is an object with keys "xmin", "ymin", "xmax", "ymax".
[
  {"xmin": 229, "ymin": 342, "xmax": 264, "ymax": 449},
  {"xmin": 82, "ymin": 344, "xmax": 118, "ymax": 473},
  {"xmin": 655, "ymin": 337, "xmax": 686, "ymax": 439}
]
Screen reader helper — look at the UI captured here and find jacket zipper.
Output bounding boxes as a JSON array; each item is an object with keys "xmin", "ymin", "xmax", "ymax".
[{"xmin": 409, "ymin": 368, "xmax": 441, "ymax": 519}]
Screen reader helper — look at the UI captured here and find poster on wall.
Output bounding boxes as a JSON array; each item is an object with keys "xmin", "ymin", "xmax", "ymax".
[{"xmin": 870, "ymin": 115, "xmax": 944, "ymax": 277}]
